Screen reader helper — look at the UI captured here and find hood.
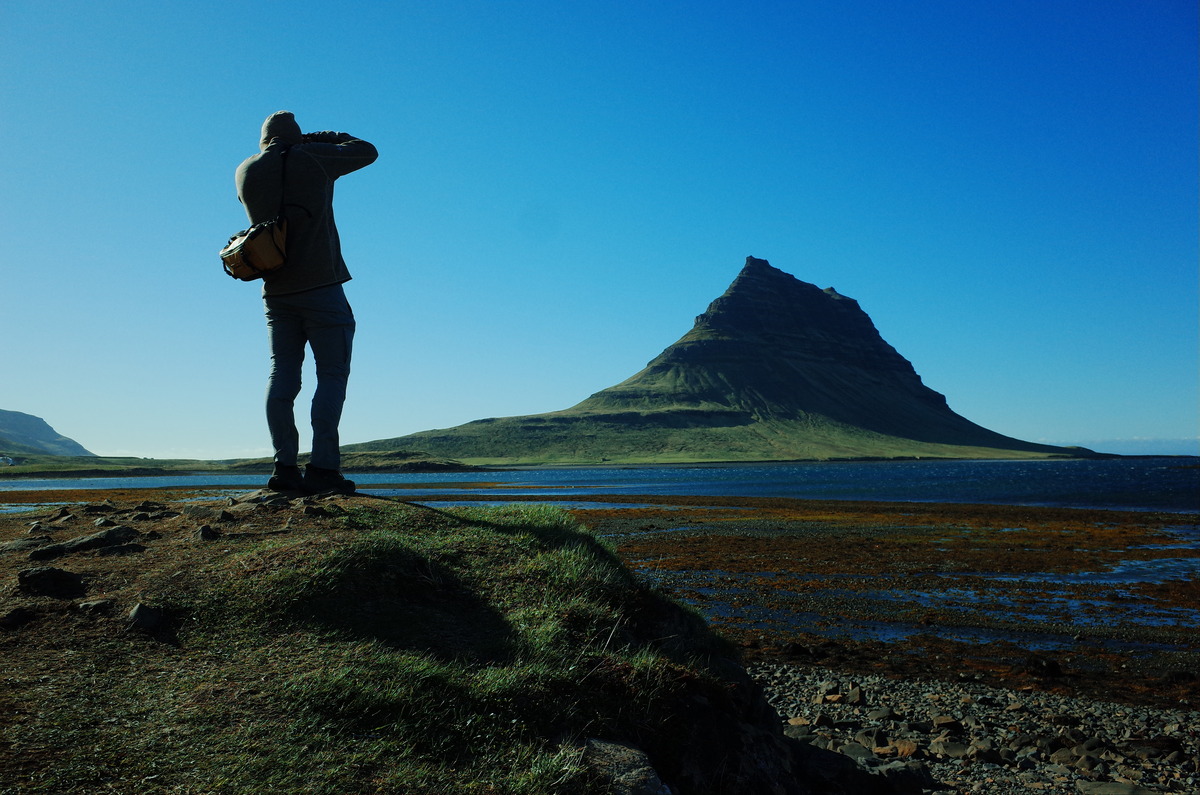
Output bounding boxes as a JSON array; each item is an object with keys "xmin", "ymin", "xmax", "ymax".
[{"xmin": 260, "ymin": 110, "xmax": 302, "ymax": 151}]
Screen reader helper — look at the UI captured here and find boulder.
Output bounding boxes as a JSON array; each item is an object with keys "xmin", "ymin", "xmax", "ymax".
[
  {"xmin": 18, "ymin": 566, "xmax": 85, "ymax": 598},
  {"xmin": 27, "ymin": 526, "xmax": 141, "ymax": 560},
  {"xmin": 583, "ymin": 739, "xmax": 671, "ymax": 795},
  {"xmin": 127, "ymin": 603, "xmax": 168, "ymax": 633},
  {"xmin": 1, "ymin": 536, "xmax": 53, "ymax": 554},
  {"xmin": 0, "ymin": 605, "xmax": 38, "ymax": 629}
]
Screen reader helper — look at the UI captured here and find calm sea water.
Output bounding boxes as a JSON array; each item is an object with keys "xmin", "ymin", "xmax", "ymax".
[{"xmin": 2, "ymin": 458, "xmax": 1196, "ymax": 513}]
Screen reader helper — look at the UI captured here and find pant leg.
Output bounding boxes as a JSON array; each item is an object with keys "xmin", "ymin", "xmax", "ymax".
[
  {"xmin": 264, "ymin": 298, "xmax": 307, "ymax": 467},
  {"xmin": 300, "ymin": 285, "xmax": 355, "ymax": 470}
]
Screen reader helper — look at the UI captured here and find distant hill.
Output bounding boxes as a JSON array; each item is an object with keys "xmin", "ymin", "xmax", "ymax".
[
  {"xmin": 351, "ymin": 257, "xmax": 1083, "ymax": 464},
  {"xmin": 0, "ymin": 410, "xmax": 94, "ymax": 457}
]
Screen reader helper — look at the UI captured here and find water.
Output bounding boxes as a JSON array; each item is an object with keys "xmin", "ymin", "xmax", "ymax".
[{"xmin": 1, "ymin": 458, "xmax": 1196, "ymax": 513}]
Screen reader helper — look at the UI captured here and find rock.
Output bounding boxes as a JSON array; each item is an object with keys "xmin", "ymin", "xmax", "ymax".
[
  {"xmin": 1050, "ymin": 747, "xmax": 1078, "ymax": 764},
  {"xmin": 1073, "ymin": 738, "xmax": 1107, "ymax": 756},
  {"xmin": 18, "ymin": 566, "xmax": 85, "ymax": 598},
  {"xmin": 2, "ymin": 536, "xmax": 53, "ymax": 554},
  {"xmin": 127, "ymin": 603, "xmax": 167, "ymax": 633},
  {"xmin": 928, "ymin": 740, "xmax": 970, "ymax": 759},
  {"xmin": 856, "ymin": 728, "xmax": 889, "ymax": 749},
  {"xmin": 231, "ymin": 489, "xmax": 292, "ymax": 506},
  {"xmin": 1118, "ymin": 736, "xmax": 1182, "ymax": 760},
  {"xmin": 876, "ymin": 761, "xmax": 937, "ymax": 794},
  {"xmin": 81, "ymin": 501, "xmax": 118, "ymax": 514},
  {"xmin": 26, "ymin": 521, "xmax": 44, "ymax": 534},
  {"xmin": 196, "ymin": 525, "xmax": 222, "ymax": 540},
  {"xmin": 76, "ymin": 599, "xmax": 114, "ymax": 615},
  {"xmin": 814, "ymin": 681, "xmax": 839, "ymax": 704},
  {"xmin": 27, "ymin": 525, "xmax": 141, "ymax": 560},
  {"xmin": 930, "ymin": 715, "xmax": 962, "ymax": 734},
  {"xmin": 1075, "ymin": 782, "xmax": 1160, "ymax": 794},
  {"xmin": 966, "ymin": 740, "xmax": 1003, "ymax": 764},
  {"xmin": 810, "ymin": 711, "xmax": 835, "ymax": 728},
  {"xmin": 93, "ymin": 517, "xmax": 116, "ymax": 527},
  {"xmin": 0, "ymin": 606, "xmax": 38, "ymax": 630},
  {"xmin": 782, "ymin": 725, "xmax": 814, "ymax": 740},
  {"xmin": 838, "ymin": 742, "xmax": 876, "ymax": 762},
  {"xmin": 582, "ymin": 739, "xmax": 671, "ymax": 795}
]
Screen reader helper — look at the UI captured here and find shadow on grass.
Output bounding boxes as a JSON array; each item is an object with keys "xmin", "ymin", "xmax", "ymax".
[
  {"xmin": 402, "ymin": 500, "xmax": 740, "ymax": 667},
  {"xmin": 287, "ymin": 538, "xmax": 521, "ymax": 665}
]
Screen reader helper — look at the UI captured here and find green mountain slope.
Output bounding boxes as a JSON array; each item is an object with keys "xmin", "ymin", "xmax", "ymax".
[
  {"xmin": 352, "ymin": 258, "xmax": 1080, "ymax": 465},
  {"xmin": 0, "ymin": 409, "xmax": 94, "ymax": 457}
]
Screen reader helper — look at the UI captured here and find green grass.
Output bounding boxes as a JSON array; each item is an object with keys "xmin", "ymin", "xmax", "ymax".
[
  {"xmin": 353, "ymin": 413, "xmax": 1076, "ymax": 466},
  {"xmin": 5, "ymin": 502, "xmax": 739, "ymax": 794},
  {"xmin": 0, "ymin": 453, "xmax": 227, "ymax": 475}
]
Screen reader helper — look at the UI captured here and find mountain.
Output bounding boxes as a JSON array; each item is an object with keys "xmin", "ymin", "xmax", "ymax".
[
  {"xmin": 0, "ymin": 410, "xmax": 94, "ymax": 457},
  {"xmin": 352, "ymin": 257, "xmax": 1080, "ymax": 464}
]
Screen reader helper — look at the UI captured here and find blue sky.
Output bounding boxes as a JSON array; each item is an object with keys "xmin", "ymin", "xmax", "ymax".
[{"xmin": 2, "ymin": 0, "xmax": 1196, "ymax": 459}]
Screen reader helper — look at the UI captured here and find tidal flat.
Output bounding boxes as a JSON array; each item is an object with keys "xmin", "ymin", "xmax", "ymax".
[{"xmin": 569, "ymin": 496, "xmax": 1199, "ymax": 710}]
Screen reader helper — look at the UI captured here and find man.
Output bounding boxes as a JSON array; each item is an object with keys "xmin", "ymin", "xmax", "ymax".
[{"xmin": 235, "ymin": 111, "xmax": 378, "ymax": 494}]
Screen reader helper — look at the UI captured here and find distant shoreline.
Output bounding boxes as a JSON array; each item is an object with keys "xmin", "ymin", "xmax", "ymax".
[{"xmin": 6, "ymin": 452, "xmax": 1200, "ymax": 481}]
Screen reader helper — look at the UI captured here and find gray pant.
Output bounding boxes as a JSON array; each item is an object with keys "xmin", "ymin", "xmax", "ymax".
[{"xmin": 264, "ymin": 283, "xmax": 355, "ymax": 470}]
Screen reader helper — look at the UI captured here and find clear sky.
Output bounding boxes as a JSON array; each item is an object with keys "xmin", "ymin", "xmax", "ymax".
[{"xmin": 2, "ymin": 0, "xmax": 1197, "ymax": 459}]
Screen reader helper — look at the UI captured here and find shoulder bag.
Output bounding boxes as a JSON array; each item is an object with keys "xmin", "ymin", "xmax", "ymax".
[{"xmin": 220, "ymin": 148, "xmax": 290, "ymax": 281}]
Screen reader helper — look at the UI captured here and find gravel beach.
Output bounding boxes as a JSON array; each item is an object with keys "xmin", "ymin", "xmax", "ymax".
[{"xmin": 749, "ymin": 661, "xmax": 1199, "ymax": 794}]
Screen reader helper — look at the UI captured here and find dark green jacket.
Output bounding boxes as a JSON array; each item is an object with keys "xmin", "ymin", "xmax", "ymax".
[{"xmin": 235, "ymin": 111, "xmax": 378, "ymax": 296}]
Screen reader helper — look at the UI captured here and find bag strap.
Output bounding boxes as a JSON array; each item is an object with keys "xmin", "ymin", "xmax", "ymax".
[{"xmin": 277, "ymin": 146, "xmax": 290, "ymax": 218}]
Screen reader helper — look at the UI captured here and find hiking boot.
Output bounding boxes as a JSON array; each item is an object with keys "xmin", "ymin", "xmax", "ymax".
[
  {"xmin": 267, "ymin": 463, "xmax": 304, "ymax": 492},
  {"xmin": 304, "ymin": 465, "xmax": 356, "ymax": 495}
]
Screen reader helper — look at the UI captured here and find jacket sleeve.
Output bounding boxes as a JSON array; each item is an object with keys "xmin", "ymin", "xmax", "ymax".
[{"xmin": 298, "ymin": 132, "xmax": 378, "ymax": 178}]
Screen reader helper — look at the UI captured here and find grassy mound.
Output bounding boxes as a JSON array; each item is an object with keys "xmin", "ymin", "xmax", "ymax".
[{"xmin": 2, "ymin": 499, "xmax": 775, "ymax": 794}]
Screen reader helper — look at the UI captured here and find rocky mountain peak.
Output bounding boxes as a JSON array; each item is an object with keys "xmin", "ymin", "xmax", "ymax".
[
  {"xmin": 573, "ymin": 257, "xmax": 1057, "ymax": 453},
  {"xmin": 687, "ymin": 256, "xmax": 879, "ymax": 350},
  {"xmin": 356, "ymin": 256, "xmax": 1070, "ymax": 462}
]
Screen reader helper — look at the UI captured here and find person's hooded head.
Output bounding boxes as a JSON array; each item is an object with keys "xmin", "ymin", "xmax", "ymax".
[{"xmin": 260, "ymin": 110, "xmax": 302, "ymax": 151}]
